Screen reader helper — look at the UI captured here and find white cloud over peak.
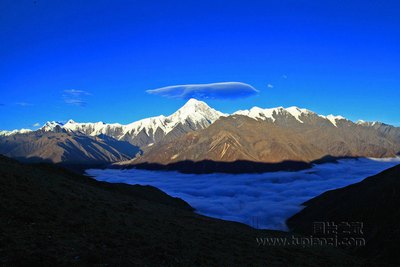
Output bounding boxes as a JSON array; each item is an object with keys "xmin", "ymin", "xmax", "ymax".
[{"xmin": 146, "ymin": 82, "xmax": 259, "ymax": 100}]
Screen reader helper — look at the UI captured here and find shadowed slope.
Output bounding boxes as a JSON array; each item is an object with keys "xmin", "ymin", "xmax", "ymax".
[
  {"xmin": 127, "ymin": 159, "xmax": 312, "ymax": 174},
  {"xmin": 0, "ymin": 154, "xmax": 361, "ymax": 266},
  {"xmin": 287, "ymin": 164, "xmax": 400, "ymax": 265},
  {"xmin": 0, "ymin": 131, "xmax": 140, "ymax": 164}
]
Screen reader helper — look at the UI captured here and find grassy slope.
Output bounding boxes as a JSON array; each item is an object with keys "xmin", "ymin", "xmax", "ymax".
[{"xmin": 0, "ymin": 155, "xmax": 361, "ymax": 266}]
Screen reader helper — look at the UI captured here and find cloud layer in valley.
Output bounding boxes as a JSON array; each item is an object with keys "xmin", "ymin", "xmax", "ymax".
[
  {"xmin": 88, "ymin": 157, "xmax": 400, "ymax": 230},
  {"xmin": 146, "ymin": 82, "xmax": 259, "ymax": 100},
  {"xmin": 63, "ymin": 89, "xmax": 91, "ymax": 107}
]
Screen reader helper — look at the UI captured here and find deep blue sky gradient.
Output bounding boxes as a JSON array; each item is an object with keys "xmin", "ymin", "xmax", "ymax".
[{"xmin": 1, "ymin": 0, "xmax": 399, "ymax": 130}]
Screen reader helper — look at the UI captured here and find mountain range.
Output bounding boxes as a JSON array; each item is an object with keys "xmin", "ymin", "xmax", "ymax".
[
  {"xmin": 0, "ymin": 131, "xmax": 140, "ymax": 165},
  {"xmin": 130, "ymin": 112, "xmax": 400, "ymax": 167},
  {"xmin": 1, "ymin": 99, "xmax": 399, "ymax": 169},
  {"xmin": 34, "ymin": 98, "xmax": 224, "ymax": 147}
]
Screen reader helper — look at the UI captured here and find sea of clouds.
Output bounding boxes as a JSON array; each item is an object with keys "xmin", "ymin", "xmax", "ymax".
[{"xmin": 87, "ymin": 157, "xmax": 400, "ymax": 230}]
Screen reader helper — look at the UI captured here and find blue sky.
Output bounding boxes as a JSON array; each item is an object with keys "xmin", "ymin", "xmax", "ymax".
[{"xmin": 1, "ymin": 0, "xmax": 399, "ymax": 130}]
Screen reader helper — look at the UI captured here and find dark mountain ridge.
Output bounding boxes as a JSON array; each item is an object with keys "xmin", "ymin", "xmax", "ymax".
[{"xmin": 287, "ymin": 164, "xmax": 400, "ymax": 265}]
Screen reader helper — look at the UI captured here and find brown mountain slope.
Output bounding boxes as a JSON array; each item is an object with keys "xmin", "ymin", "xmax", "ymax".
[
  {"xmin": 287, "ymin": 164, "xmax": 400, "ymax": 265},
  {"xmin": 0, "ymin": 131, "xmax": 140, "ymax": 164},
  {"xmin": 0, "ymin": 155, "xmax": 361, "ymax": 266},
  {"xmin": 131, "ymin": 115, "xmax": 400, "ymax": 165}
]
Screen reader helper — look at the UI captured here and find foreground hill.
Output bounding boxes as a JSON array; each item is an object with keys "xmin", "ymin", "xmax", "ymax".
[
  {"xmin": 287, "ymin": 164, "xmax": 400, "ymax": 265},
  {"xmin": 0, "ymin": 154, "xmax": 362, "ymax": 266}
]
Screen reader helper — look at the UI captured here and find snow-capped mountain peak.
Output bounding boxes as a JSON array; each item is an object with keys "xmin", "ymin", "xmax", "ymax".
[
  {"xmin": 180, "ymin": 98, "xmax": 206, "ymax": 108},
  {"xmin": 286, "ymin": 106, "xmax": 313, "ymax": 123},
  {"xmin": 169, "ymin": 98, "xmax": 227, "ymax": 125},
  {"xmin": 0, "ymin": 129, "xmax": 33, "ymax": 136},
  {"xmin": 124, "ymin": 99, "xmax": 226, "ymax": 137},
  {"xmin": 319, "ymin": 114, "xmax": 346, "ymax": 127},
  {"xmin": 41, "ymin": 121, "xmax": 64, "ymax": 132},
  {"xmin": 234, "ymin": 107, "xmax": 283, "ymax": 122},
  {"xmin": 356, "ymin": 120, "xmax": 384, "ymax": 127},
  {"xmin": 234, "ymin": 106, "xmax": 314, "ymax": 123},
  {"xmin": 234, "ymin": 105, "xmax": 353, "ymax": 127},
  {"xmin": 124, "ymin": 115, "xmax": 167, "ymax": 136}
]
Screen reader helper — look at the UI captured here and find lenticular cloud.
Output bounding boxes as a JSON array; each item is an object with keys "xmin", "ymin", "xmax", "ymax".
[
  {"xmin": 87, "ymin": 157, "xmax": 400, "ymax": 230},
  {"xmin": 146, "ymin": 82, "xmax": 259, "ymax": 100}
]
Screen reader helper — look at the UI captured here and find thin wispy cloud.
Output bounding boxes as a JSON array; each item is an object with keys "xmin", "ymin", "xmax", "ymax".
[
  {"xmin": 64, "ymin": 89, "xmax": 91, "ymax": 96},
  {"xmin": 267, "ymin": 84, "xmax": 274, "ymax": 88},
  {"xmin": 146, "ymin": 82, "xmax": 259, "ymax": 100},
  {"xmin": 282, "ymin": 74, "xmax": 288, "ymax": 79},
  {"xmin": 32, "ymin": 122, "xmax": 40, "ymax": 127},
  {"xmin": 64, "ymin": 98, "xmax": 88, "ymax": 107},
  {"xmin": 15, "ymin": 102, "xmax": 33, "ymax": 107},
  {"xmin": 63, "ymin": 89, "xmax": 91, "ymax": 107}
]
